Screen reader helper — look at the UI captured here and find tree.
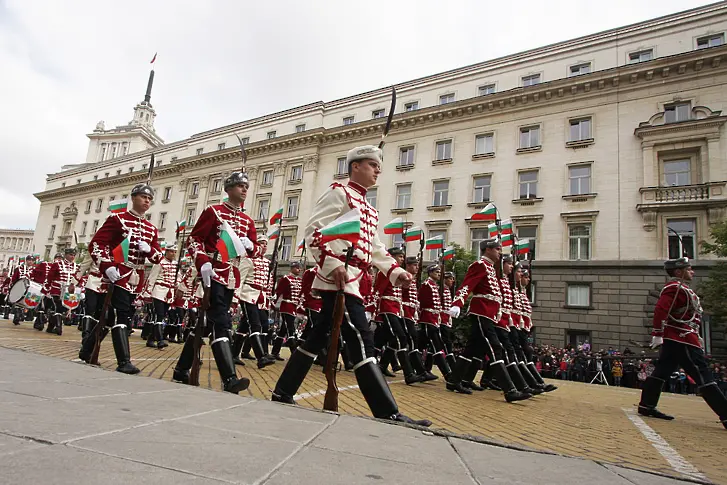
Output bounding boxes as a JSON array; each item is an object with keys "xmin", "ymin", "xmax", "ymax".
[
  {"xmin": 699, "ymin": 220, "xmax": 727, "ymax": 322},
  {"xmin": 75, "ymin": 243, "xmax": 89, "ymax": 265}
]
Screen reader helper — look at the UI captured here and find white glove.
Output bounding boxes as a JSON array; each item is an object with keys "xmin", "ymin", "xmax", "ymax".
[
  {"xmin": 105, "ymin": 267, "xmax": 121, "ymax": 283},
  {"xmin": 240, "ymin": 236, "xmax": 254, "ymax": 251},
  {"xmin": 138, "ymin": 241, "xmax": 151, "ymax": 254},
  {"xmin": 650, "ymin": 336, "xmax": 663, "ymax": 349},
  {"xmin": 448, "ymin": 306, "xmax": 460, "ymax": 318},
  {"xmin": 200, "ymin": 262, "xmax": 213, "ymax": 288},
  {"xmin": 365, "ymin": 312, "xmax": 372, "ymax": 321}
]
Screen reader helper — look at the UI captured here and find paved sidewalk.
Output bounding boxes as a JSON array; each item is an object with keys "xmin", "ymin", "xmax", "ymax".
[{"xmin": 0, "ymin": 347, "xmax": 700, "ymax": 485}]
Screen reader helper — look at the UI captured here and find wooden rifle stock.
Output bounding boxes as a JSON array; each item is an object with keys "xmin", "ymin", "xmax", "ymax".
[
  {"xmin": 190, "ymin": 250, "xmax": 218, "ymax": 386},
  {"xmin": 323, "ymin": 247, "xmax": 354, "ymax": 412},
  {"xmin": 90, "ymin": 285, "xmax": 114, "ymax": 366}
]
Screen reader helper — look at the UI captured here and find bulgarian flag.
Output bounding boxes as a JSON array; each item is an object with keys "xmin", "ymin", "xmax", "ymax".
[
  {"xmin": 516, "ymin": 239, "xmax": 531, "ymax": 255},
  {"xmin": 269, "ymin": 207, "xmax": 284, "ymax": 226},
  {"xmin": 471, "ymin": 203, "xmax": 497, "ymax": 221},
  {"xmin": 404, "ymin": 226, "xmax": 423, "ymax": 242},
  {"xmin": 317, "ymin": 208, "xmax": 361, "ymax": 245},
  {"xmin": 442, "ymin": 246, "xmax": 455, "ymax": 261},
  {"xmin": 176, "ymin": 219, "xmax": 186, "ymax": 233},
  {"xmin": 267, "ymin": 226, "xmax": 280, "ymax": 241},
  {"xmin": 425, "ymin": 235, "xmax": 444, "ymax": 250},
  {"xmin": 112, "ymin": 235, "xmax": 131, "ymax": 263},
  {"xmin": 297, "ymin": 239, "xmax": 305, "ymax": 251},
  {"xmin": 500, "ymin": 219, "xmax": 513, "ymax": 236},
  {"xmin": 109, "ymin": 199, "xmax": 128, "ymax": 214},
  {"xmin": 216, "ymin": 221, "xmax": 246, "ymax": 262},
  {"xmin": 501, "ymin": 234, "xmax": 513, "ymax": 247},
  {"xmin": 384, "ymin": 217, "xmax": 404, "ymax": 235},
  {"xmin": 488, "ymin": 223, "xmax": 498, "ymax": 238}
]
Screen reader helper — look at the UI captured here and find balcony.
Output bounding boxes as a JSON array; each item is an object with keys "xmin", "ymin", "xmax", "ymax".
[{"xmin": 636, "ymin": 181, "xmax": 727, "ymax": 231}]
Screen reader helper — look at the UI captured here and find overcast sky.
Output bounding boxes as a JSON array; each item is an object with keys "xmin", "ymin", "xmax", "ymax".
[{"xmin": 0, "ymin": 0, "xmax": 716, "ymax": 229}]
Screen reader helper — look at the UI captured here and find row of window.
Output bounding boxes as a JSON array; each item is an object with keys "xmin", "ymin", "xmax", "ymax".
[{"xmin": 0, "ymin": 238, "xmax": 32, "ymax": 251}]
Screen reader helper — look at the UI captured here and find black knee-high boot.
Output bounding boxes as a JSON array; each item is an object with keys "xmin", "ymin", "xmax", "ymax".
[
  {"xmin": 409, "ymin": 349, "xmax": 437, "ymax": 381},
  {"xmin": 78, "ymin": 325, "xmax": 109, "ymax": 363},
  {"xmin": 445, "ymin": 353, "xmax": 456, "ymax": 373},
  {"xmin": 445, "ymin": 356, "xmax": 473, "ymax": 394},
  {"xmin": 424, "ymin": 352, "xmax": 434, "ymax": 372},
  {"xmin": 638, "ymin": 376, "xmax": 673, "ymax": 420},
  {"xmin": 699, "ymin": 382, "xmax": 727, "ymax": 429},
  {"xmin": 241, "ymin": 336, "xmax": 253, "ymax": 359},
  {"xmin": 141, "ymin": 321, "xmax": 152, "ymax": 340},
  {"xmin": 527, "ymin": 361, "xmax": 557, "ymax": 392},
  {"xmin": 271, "ymin": 336, "xmax": 286, "ymax": 360},
  {"xmin": 378, "ymin": 347, "xmax": 396, "ymax": 377},
  {"xmin": 251, "ymin": 333, "xmax": 276, "ymax": 369},
  {"xmin": 462, "ymin": 357, "xmax": 485, "ymax": 391},
  {"xmin": 156, "ymin": 323, "xmax": 168, "ymax": 349},
  {"xmin": 433, "ymin": 352, "xmax": 452, "ymax": 380},
  {"xmin": 231, "ymin": 333, "xmax": 246, "ymax": 366},
  {"xmin": 492, "ymin": 361, "xmax": 531, "ymax": 402},
  {"xmin": 397, "ymin": 349, "xmax": 425, "ymax": 385},
  {"xmin": 507, "ymin": 362, "xmax": 538, "ymax": 394},
  {"xmin": 272, "ymin": 347, "xmax": 317, "ymax": 404},
  {"xmin": 111, "ymin": 325, "xmax": 140, "ymax": 375},
  {"xmin": 173, "ymin": 334, "xmax": 196, "ymax": 384},
  {"xmin": 517, "ymin": 362, "xmax": 544, "ymax": 394},
  {"xmin": 210, "ymin": 336, "xmax": 250, "ymax": 394}
]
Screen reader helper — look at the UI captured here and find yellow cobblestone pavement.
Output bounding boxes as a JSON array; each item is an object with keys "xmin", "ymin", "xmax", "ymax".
[{"xmin": 1, "ymin": 320, "xmax": 724, "ymax": 483}]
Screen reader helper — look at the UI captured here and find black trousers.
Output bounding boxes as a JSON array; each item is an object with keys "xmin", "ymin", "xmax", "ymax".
[
  {"xmin": 205, "ymin": 281, "xmax": 234, "ymax": 338},
  {"xmin": 440, "ymin": 325, "xmax": 453, "ymax": 355},
  {"xmin": 463, "ymin": 315, "xmax": 505, "ymax": 363},
  {"xmin": 43, "ymin": 296, "xmax": 55, "ymax": 315},
  {"xmin": 423, "ymin": 323, "xmax": 447, "ymax": 355},
  {"xmin": 650, "ymin": 339, "xmax": 714, "ymax": 386},
  {"xmin": 85, "ymin": 289, "xmax": 105, "ymax": 320},
  {"xmin": 519, "ymin": 330, "xmax": 534, "ymax": 362},
  {"xmin": 378, "ymin": 314, "xmax": 408, "ymax": 351},
  {"xmin": 240, "ymin": 301, "xmax": 263, "ymax": 334},
  {"xmin": 300, "ymin": 309, "xmax": 320, "ymax": 341},
  {"xmin": 274, "ymin": 313, "xmax": 296, "ymax": 340},
  {"xmin": 402, "ymin": 318, "xmax": 419, "ymax": 351},
  {"xmin": 494, "ymin": 327, "xmax": 518, "ymax": 364},
  {"xmin": 108, "ymin": 287, "xmax": 135, "ymax": 329},
  {"xmin": 300, "ymin": 292, "xmax": 372, "ymax": 365},
  {"xmin": 152, "ymin": 298, "xmax": 169, "ymax": 323}
]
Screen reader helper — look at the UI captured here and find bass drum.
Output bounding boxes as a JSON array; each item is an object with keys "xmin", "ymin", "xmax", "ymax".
[{"xmin": 8, "ymin": 279, "xmax": 42, "ymax": 309}]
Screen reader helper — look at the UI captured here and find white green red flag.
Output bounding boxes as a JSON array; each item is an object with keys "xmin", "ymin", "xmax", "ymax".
[
  {"xmin": 267, "ymin": 226, "xmax": 280, "ymax": 241},
  {"xmin": 215, "ymin": 221, "xmax": 246, "ymax": 262},
  {"xmin": 488, "ymin": 223, "xmax": 498, "ymax": 238},
  {"xmin": 317, "ymin": 208, "xmax": 361, "ymax": 245},
  {"xmin": 442, "ymin": 246, "xmax": 455, "ymax": 261},
  {"xmin": 109, "ymin": 199, "xmax": 128, "ymax": 214},
  {"xmin": 501, "ymin": 234, "xmax": 513, "ymax": 247},
  {"xmin": 471, "ymin": 203, "xmax": 497, "ymax": 221},
  {"xmin": 297, "ymin": 239, "xmax": 305, "ymax": 251},
  {"xmin": 516, "ymin": 239, "xmax": 531, "ymax": 255},
  {"xmin": 112, "ymin": 235, "xmax": 130, "ymax": 263},
  {"xmin": 425, "ymin": 235, "xmax": 444, "ymax": 250},
  {"xmin": 269, "ymin": 207, "xmax": 284, "ymax": 226},
  {"xmin": 404, "ymin": 226, "xmax": 423, "ymax": 242},
  {"xmin": 176, "ymin": 219, "xmax": 186, "ymax": 233},
  {"xmin": 500, "ymin": 219, "xmax": 513, "ymax": 235},
  {"xmin": 383, "ymin": 217, "xmax": 404, "ymax": 235}
]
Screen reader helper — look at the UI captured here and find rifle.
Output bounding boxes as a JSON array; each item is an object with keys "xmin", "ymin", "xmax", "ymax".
[
  {"xmin": 172, "ymin": 222, "xmax": 187, "ymax": 298},
  {"xmin": 323, "ymin": 246, "xmax": 355, "ymax": 412},
  {"xmin": 90, "ymin": 285, "xmax": 114, "ymax": 365},
  {"xmin": 414, "ymin": 235, "xmax": 424, "ymax": 289},
  {"xmin": 190, "ymin": 250, "xmax": 217, "ymax": 386},
  {"xmin": 378, "ymin": 87, "xmax": 396, "ymax": 150}
]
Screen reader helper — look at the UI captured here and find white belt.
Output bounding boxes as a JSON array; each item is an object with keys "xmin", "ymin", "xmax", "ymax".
[
  {"xmin": 472, "ymin": 294, "xmax": 502, "ymax": 303},
  {"xmin": 381, "ymin": 296, "xmax": 401, "ymax": 301},
  {"xmin": 422, "ymin": 308, "xmax": 440, "ymax": 313}
]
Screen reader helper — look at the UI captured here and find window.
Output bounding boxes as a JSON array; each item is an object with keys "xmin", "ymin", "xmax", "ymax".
[
  {"xmin": 697, "ymin": 34, "xmax": 724, "ymax": 49},
  {"xmin": 392, "ymin": 232, "xmax": 405, "ymax": 247},
  {"xmin": 286, "ymin": 196, "xmax": 299, "ymax": 218},
  {"xmin": 163, "ymin": 187, "xmax": 172, "ymax": 201},
  {"xmin": 281, "ymin": 236, "xmax": 293, "ymax": 261},
  {"xmin": 123, "ymin": 143, "xmax": 129, "ymax": 156},
  {"xmin": 568, "ymin": 165, "xmax": 592, "ymax": 195},
  {"xmin": 159, "ymin": 212, "xmax": 167, "ymax": 230},
  {"xmin": 478, "ymin": 84, "xmax": 495, "ymax": 96},
  {"xmin": 517, "ymin": 225, "xmax": 537, "ymax": 241},
  {"xmin": 366, "ymin": 187, "xmax": 378, "ymax": 208},
  {"xmin": 262, "ymin": 170, "xmax": 274, "ymax": 186},
  {"xmin": 218, "ymin": 143, "xmax": 226, "ymax": 151},
  {"xmin": 80, "ymin": 221, "xmax": 87, "ymax": 236},
  {"xmin": 428, "ymin": 230, "xmax": 446, "ymax": 261},
  {"xmin": 569, "ymin": 118, "xmax": 592, "ymax": 142},
  {"xmin": 629, "ymin": 49, "xmax": 653, "ymax": 64},
  {"xmin": 85, "ymin": 200, "xmax": 92, "ymax": 213},
  {"xmin": 94, "ymin": 175, "xmax": 98, "ymax": 181},
  {"xmin": 405, "ymin": 101, "xmax": 419, "ymax": 111},
  {"xmin": 336, "ymin": 157, "xmax": 348, "ymax": 176},
  {"xmin": 122, "ymin": 193, "xmax": 128, "ymax": 199},
  {"xmin": 522, "ymin": 74, "xmax": 540, "ymax": 86},
  {"xmin": 257, "ymin": 199, "xmax": 270, "ymax": 221},
  {"xmin": 92, "ymin": 220, "xmax": 99, "ymax": 234},
  {"xmin": 664, "ymin": 102, "xmax": 691, "ymax": 123},
  {"xmin": 63, "ymin": 220, "xmax": 72, "ymax": 235},
  {"xmin": 296, "ymin": 124, "xmax": 306, "ymax": 133},
  {"xmin": 77, "ymin": 178, "xmax": 81, "ymax": 184},
  {"xmin": 104, "ymin": 173, "xmax": 109, "ymax": 178},
  {"xmin": 109, "ymin": 195, "xmax": 116, "ymax": 202},
  {"xmin": 110, "ymin": 144, "xmax": 117, "ymax": 159},
  {"xmin": 100, "ymin": 144, "xmax": 107, "ymax": 161},
  {"xmin": 566, "ymin": 284, "xmax": 591, "ymax": 307},
  {"xmin": 128, "ymin": 167, "xmax": 133, "ymax": 173},
  {"xmin": 48, "ymin": 225, "xmax": 56, "ymax": 239},
  {"xmin": 61, "ymin": 182, "xmax": 66, "ymax": 187},
  {"xmin": 186, "ymin": 207, "xmax": 197, "ymax": 225},
  {"xmin": 396, "ymin": 184, "xmax": 412, "ymax": 209},
  {"xmin": 567, "ymin": 330, "xmax": 591, "ymax": 348},
  {"xmin": 156, "ymin": 159, "xmax": 161, "ymax": 167},
  {"xmin": 568, "ymin": 223, "xmax": 592, "ymax": 260},
  {"xmin": 399, "ymin": 146, "xmax": 415, "ymax": 167},
  {"xmin": 290, "ymin": 165, "xmax": 303, "ymax": 182},
  {"xmin": 472, "ymin": 175, "xmax": 492, "ymax": 203},
  {"xmin": 342, "ymin": 116, "xmax": 355, "ymax": 126},
  {"xmin": 439, "ymin": 94, "xmax": 455, "ymax": 105},
  {"xmin": 471, "ymin": 228, "xmax": 488, "ymax": 258},
  {"xmin": 518, "ymin": 170, "xmax": 539, "ymax": 199},
  {"xmin": 668, "ymin": 219, "xmax": 696, "ymax": 259},
  {"xmin": 96, "ymin": 198, "xmax": 104, "ymax": 211},
  {"xmin": 519, "ymin": 126, "xmax": 540, "ymax": 149},
  {"xmin": 171, "ymin": 156, "xmax": 178, "ymax": 161},
  {"xmin": 196, "ymin": 148, "xmax": 204, "ymax": 155},
  {"xmin": 145, "ymin": 213, "xmax": 152, "ymax": 221},
  {"xmin": 267, "ymin": 131, "xmax": 276, "ymax": 139},
  {"xmin": 53, "ymin": 205, "xmax": 60, "ymax": 218},
  {"xmin": 372, "ymin": 109, "xmax": 385, "ymax": 119},
  {"xmin": 435, "ymin": 140, "xmax": 452, "ymax": 160},
  {"xmin": 191, "ymin": 182, "xmax": 200, "ymax": 196},
  {"xmin": 475, "ymin": 134, "xmax": 494, "ymax": 155},
  {"xmin": 212, "ymin": 178, "xmax": 222, "ymax": 193},
  {"xmin": 663, "ymin": 159, "xmax": 691, "ymax": 186},
  {"xmin": 569, "ymin": 63, "xmax": 591, "ymax": 76},
  {"xmin": 432, "ymin": 180, "xmax": 449, "ymax": 206}
]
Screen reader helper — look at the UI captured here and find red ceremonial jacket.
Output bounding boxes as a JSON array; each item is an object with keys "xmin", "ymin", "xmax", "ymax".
[
  {"xmin": 10, "ymin": 264, "xmax": 33, "ymax": 286},
  {"xmin": 497, "ymin": 278, "xmax": 513, "ymax": 331},
  {"xmin": 652, "ymin": 279, "xmax": 703, "ymax": 349},
  {"xmin": 519, "ymin": 286, "xmax": 532, "ymax": 331},
  {"xmin": 0, "ymin": 275, "xmax": 10, "ymax": 294},
  {"xmin": 418, "ymin": 277, "xmax": 442, "ymax": 326},
  {"xmin": 275, "ymin": 274, "xmax": 302, "ymax": 316},
  {"xmin": 402, "ymin": 276, "xmax": 419, "ymax": 321},
  {"xmin": 452, "ymin": 257, "xmax": 501, "ymax": 322},
  {"xmin": 178, "ymin": 267, "xmax": 201, "ymax": 309},
  {"xmin": 90, "ymin": 210, "xmax": 163, "ymax": 294},
  {"xmin": 440, "ymin": 286, "xmax": 453, "ymax": 327},
  {"xmin": 188, "ymin": 202, "xmax": 262, "ymax": 290},
  {"xmin": 297, "ymin": 267, "xmax": 322, "ymax": 315},
  {"xmin": 46, "ymin": 259, "xmax": 80, "ymax": 297},
  {"xmin": 373, "ymin": 271, "xmax": 403, "ymax": 318},
  {"xmin": 30, "ymin": 262, "xmax": 52, "ymax": 291},
  {"xmin": 361, "ymin": 270, "xmax": 374, "ymax": 313}
]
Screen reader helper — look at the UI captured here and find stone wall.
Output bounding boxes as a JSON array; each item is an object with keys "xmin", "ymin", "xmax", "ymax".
[{"xmin": 531, "ymin": 260, "xmax": 723, "ymax": 355}]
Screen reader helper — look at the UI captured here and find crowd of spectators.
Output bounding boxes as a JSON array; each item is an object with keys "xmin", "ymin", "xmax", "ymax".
[{"xmin": 530, "ymin": 341, "xmax": 727, "ymax": 396}]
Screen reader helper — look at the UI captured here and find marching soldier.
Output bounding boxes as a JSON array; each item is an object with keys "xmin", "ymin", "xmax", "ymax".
[
  {"xmin": 297, "ymin": 265, "xmax": 321, "ymax": 343},
  {"xmin": 172, "ymin": 172, "xmax": 261, "ymax": 393},
  {"xmin": 417, "ymin": 265, "xmax": 453, "ymax": 385},
  {"xmin": 45, "ymin": 248, "xmax": 81, "ymax": 336},
  {"xmin": 177, "ymin": 264, "xmax": 201, "ymax": 342},
  {"xmin": 270, "ymin": 261, "xmax": 303, "ymax": 359},
  {"xmin": 0, "ymin": 268, "xmax": 10, "ymax": 319},
  {"xmin": 90, "ymin": 182, "xmax": 163, "ymax": 375},
  {"xmin": 446, "ymin": 239, "xmax": 531, "ymax": 402},
  {"xmin": 9, "ymin": 256, "xmax": 35, "ymax": 324},
  {"xmin": 439, "ymin": 271, "xmax": 456, "ymax": 370},
  {"xmin": 77, "ymin": 259, "xmax": 110, "ymax": 362},
  {"xmin": 31, "ymin": 253, "xmax": 61, "ymax": 331},
  {"xmin": 144, "ymin": 245, "xmax": 178, "ymax": 349},
  {"xmin": 272, "ymin": 145, "xmax": 431, "ymax": 427},
  {"xmin": 638, "ymin": 257, "xmax": 727, "ymax": 428},
  {"xmin": 402, "ymin": 256, "xmax": 435, "ymax": 381}
]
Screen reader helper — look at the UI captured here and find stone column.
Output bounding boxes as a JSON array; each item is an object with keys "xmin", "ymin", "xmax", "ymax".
[
  {"xmin": 707, "ymin": 136, "xmax": 723, "ymax": 182},
  {"xmin": 641, "ymin": 142, "xmax": 656, "ymax": 187}
]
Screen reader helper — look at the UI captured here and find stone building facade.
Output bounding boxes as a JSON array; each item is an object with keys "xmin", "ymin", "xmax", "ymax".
[
  {"xmin": 32, "ymin": 3, "xmax": 727, "ymax": 353},
  {"xmin": 0, "ymin": 229, "xmax": 35, "ymax": 270}
]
